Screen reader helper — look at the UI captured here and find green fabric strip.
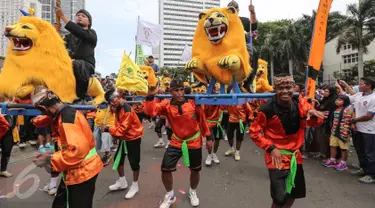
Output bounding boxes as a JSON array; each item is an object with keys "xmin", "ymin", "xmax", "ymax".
[
  {"xmin": 173, "ymin": 131, "xmax": 201, "ymax": 167},
  {"xmin": 208, "ymin": 112, "xmax": 225, "ymax": 138},
  {"xmin": 239, "ymin": 119, "xmax": 244, "ymax": 134},
  {"xmin": 112, "ymin": 140, "xmax": 128, "ymax": 171},
  {"xmin": 279, "ymin": 149, "xmax": 299, "ymax": 194},
  {"xmin": 61, "ymin": 147, "xmax": 97, "ymax": 208},
  {"xmin": 230, "ymin": 115, "xmax": 245, "ymax": 134}
]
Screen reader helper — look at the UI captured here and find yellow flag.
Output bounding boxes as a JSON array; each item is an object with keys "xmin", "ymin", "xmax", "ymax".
[{"xmin": 116, "ymin": 53, "xmax": 148, "ymax": 93}]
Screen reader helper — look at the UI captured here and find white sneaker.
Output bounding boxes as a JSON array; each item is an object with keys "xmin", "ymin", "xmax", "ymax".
[
  {"xmin": 205, "ymin": 154, "xmax": 212, "ymax": 166},
  {"xmin": 109, "ymin": 178, "xmax": 128, "ymax": 191},
  {"xmin": 224, "ymin": 134, "xmax": 228, "ymax": 141},
  {"xmin": 246, "ymin": 129, "xmax": 249, "ymax": 134},
  {"xmin": 29, "ymin": 140, "xmax": 37, "ymax": 145},
  {"xmin": 43, "ymin": 183, "xmax": 57, "ymax": 195},
  {"xmin": 165, "ymin": 141, "xmax": 170, "ymax": 149},
  {"xmin": 225, "ymin": 148, "xmax": 235, "ymax": 156},
  {"xmin": 235, "ymin": 152, "xmax": 241, "ymax": 161},
  {"xmin": 159, "ymin": 193, "xmax": 176, "ymax": 208},
  {"xmin": 148, "ymin": 123, "xmax": 155, "ymax": 129},
  {"xmin": 212, "ymin": 153, "xmax": 220, "ymax": 164},
  {"xmin": 154, "ymin": 140, "xmax": 165, "ymax": 148},
  {"xmin": 125, "ymin": 182, "xmax": 139, "ymax": 199},
  {"xmin": 189, "ymin": 189, "xmax": 199, "ymax": 207},
  {"xmin": 19, "ymin": 142, "xmax": 26, "ymax": 148},
  {"xmin": 163, "ymin": 131, "xmax": 167, "ymax": 135},
  {"xmin": 0, "ymin": 171, "xmax": 13, "ymax": 178}
]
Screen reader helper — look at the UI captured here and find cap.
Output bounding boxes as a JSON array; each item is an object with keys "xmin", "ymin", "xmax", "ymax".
[
  {"xmin": 76, "ymin": 9, "xmax": 92, "ymax": 28},
  {"xmin": 227, "ymin": 1, "xmax": 239, "ymax": 9}
]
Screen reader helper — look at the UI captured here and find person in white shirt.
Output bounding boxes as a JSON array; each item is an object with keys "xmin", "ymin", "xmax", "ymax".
[{"xmin": 340, "ymin": 78, "xmax": 375, "ymax": 184}]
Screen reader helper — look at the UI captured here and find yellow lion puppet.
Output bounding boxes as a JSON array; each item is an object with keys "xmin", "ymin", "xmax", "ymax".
[
  {"xmin": 185, "ymin": 7, "xmax": 251, "ymax": 86},
  {"xmin": 256, "ymin": 59, "xmax": 273, "ymax": 93},
  {"xmin": 139, "ymin": 65, "xmax": 157, "ymax": 87},
  {"xmin": 0, "ymin": 15, "xmax": 104, "ymax": 105},
  {"xmin": 161, "ymin": 77, "xmax": 172, "ymax": 92}
]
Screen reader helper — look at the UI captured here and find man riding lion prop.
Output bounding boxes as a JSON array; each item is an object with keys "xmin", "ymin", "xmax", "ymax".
[{"xmin": 0, "ymin": 9, "xmax": 104, "ymax": 105}]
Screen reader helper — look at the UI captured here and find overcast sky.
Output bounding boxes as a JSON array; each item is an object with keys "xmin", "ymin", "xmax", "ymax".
[{"xmin": 87, "ymin": 0, "xmax": 354, "ymax": 76}]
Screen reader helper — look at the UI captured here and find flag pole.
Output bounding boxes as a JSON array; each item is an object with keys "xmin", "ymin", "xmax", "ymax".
[
  {"xmin": 135, "ymin": 16, "xmax": 140, "ymax": 63},
  {"xmin": 55, "ymin": 0, "xmax": 61, "ymax": 34}
]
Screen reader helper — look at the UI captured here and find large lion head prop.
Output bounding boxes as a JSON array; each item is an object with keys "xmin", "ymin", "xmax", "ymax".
[
  {"xmin": 139, "ymin": 65, "xmax": 157, "ymax": 87},
  {"xmin": 256, "ymin": 59, "xmax": 273, "ymax": 93},
  {"xmin": 0, "ymin": 16, "xmax": 76, "ymax": 102},
  {"xmin": 185, "ymin": 7, "xmax": 251, "ymax": 86}
]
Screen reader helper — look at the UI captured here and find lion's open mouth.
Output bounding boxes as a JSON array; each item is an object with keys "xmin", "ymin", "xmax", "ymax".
[
  {"xmin": 205, "ymin": 24, "xmax": 228, "ymax": 43},
  {"xmin": 10, "ymin": 37, "xmax": 33, "ymax": 51}
]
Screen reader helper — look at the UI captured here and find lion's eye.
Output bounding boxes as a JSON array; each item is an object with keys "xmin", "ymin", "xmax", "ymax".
[
  {"xmin": 217, "ymin": 14, "xmax": 224, "ymax": 17},
  {"xmin": 22, "ymin": 25, "xmax": 31, "ymax": 29}
]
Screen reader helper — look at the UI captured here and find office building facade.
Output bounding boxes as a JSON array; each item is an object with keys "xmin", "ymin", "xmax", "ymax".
[
  {"xmin": 0, "ymin": 0, "xmax": 42, "ymax": 57},
  {"xmin": 158, "ymin": 0, "xmax": 220, "ymax": 67}
]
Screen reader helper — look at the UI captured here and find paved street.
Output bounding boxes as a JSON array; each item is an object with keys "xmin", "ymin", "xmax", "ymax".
[{"xmin": 1, "ymin": 126, "xmax": 375, "ymax": 208}]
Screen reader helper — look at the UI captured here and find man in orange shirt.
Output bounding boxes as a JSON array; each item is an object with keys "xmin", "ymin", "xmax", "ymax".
[
  {"xmin": 102, "ymin": 89, "xmax": 144, "ymax": 199},
  {"xmin": 31, "ymin": 86, "xmax": 103, "ymax": 207},
  {"xmin": 249, "ymin": 74, "xmax": 325, "ymax": 208},
  {"xmin": 144, "ymin": 80, "xmax": 213, "ymax": 208}
]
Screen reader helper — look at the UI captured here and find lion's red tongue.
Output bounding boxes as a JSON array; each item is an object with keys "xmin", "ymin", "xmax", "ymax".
[{"xmin": 209, "ymin": 28, "xmax": 219, "ymax": 37}]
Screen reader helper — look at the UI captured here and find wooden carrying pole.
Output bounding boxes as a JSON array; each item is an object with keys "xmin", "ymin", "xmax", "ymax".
[{"xmin": 55, "ymin": 0, "xmax": 61, "ymax": 34}]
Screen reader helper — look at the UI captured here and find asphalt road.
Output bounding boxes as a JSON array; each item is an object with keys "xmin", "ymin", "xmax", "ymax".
[{"xmin": 1, "ymin": 125, "xmax": 375, "ymax": 208}]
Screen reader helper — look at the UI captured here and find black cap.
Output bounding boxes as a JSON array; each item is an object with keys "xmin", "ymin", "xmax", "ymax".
[
  {"xmin": 170, "ymin": 80, "xmax": 184, "ymax": 90},
  {"xmin": 227, "ymin": 1, "xmax": 239, "ymax": 9},
  {"xmin": 76, "ymin": 9, "xmax": 92, "ymax": 28}
]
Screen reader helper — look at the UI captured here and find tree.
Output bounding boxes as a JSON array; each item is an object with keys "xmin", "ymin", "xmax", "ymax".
[
  {"xmin": 110, "ymin": 73, "xmax": 118, "ymax": 79},
  {"xmin": 336, "ymin": 0, "xmax": 375, "ymax": 81}
]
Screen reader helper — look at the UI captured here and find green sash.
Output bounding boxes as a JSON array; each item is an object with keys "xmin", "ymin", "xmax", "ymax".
[
  {"xmin": 173, "ymin": 131, "xmax": 201, "ymax": 167},
  {"xmin": 207, "ymin": 112, "xmax": 224, "ymax": 138},
  {"xmin": 112, "ymin": 140, "xmax": 128, "ymax": 171},
  {"xmin": 61, "ymin": 147, "xmax": 97, "ymax": 208},
  {"xmin": 279, "ymin": 149, "xmax": 299, "ymax": 194},
  {"xmin": 230, "ymin": 116, "xmax": 245, "ymax": 133}
]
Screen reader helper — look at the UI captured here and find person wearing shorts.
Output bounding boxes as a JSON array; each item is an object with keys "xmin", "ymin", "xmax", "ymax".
[
  {"xmin": 204, "ymin": 105, "xmax": 224, "ymax": 166},
  {"xmin": 103, "ymin": 89, "xmax": 144, "ymax": 199},
  {"xmin": 94, "ymin": 102, "xmax": 115, "ymax": 166},
  {"xmin": 224, "ymin": 103, "xmax": 253, "ymax": 161},
  {"xmin": 144, "ymin": 80, "xmax": 213, "ymax": 208},
  {"xmin": 322, "ymin": 95, "xmax": 352, "ymax": 171},
  {"xmin": 250, "ymin": 74, "xmax": 325, "ymax": 208}
]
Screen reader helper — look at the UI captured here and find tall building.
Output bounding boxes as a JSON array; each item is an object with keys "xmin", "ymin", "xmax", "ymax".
[
  {"xmin": 323, "ymin": 37, "xmax": 375, "ymax": 84},
  {"xmin": 38, "ymin": 0, "xmax": 85, "ymax": 33},
  {"xmin": 38, "ymin": 0, "xmax": 53, "ymax": 23},
  {"xmin": 0, "ymin": 0, "xmax": 42, "ymax": 57},
  {"xmin": 158, "ymin": 0, "xmax": 221, "ymax": 67}
]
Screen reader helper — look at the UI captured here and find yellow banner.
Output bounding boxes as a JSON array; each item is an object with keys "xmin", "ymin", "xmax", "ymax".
[
  {"xmin": 116, "ymin": 53, "xmax": 148, "ymax": 93},
  {"xmin": 306, "ymin": 0, "xmax": 333, "ymax": 98}
]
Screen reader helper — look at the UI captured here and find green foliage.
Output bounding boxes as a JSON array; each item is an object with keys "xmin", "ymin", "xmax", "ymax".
[
  {"xmin": 110, "ymin": 72, "xmax": 118, "ymax": 79},
  {"xmin": 160, "ymin": 66, "xmax": 189, "ymax": 81}
]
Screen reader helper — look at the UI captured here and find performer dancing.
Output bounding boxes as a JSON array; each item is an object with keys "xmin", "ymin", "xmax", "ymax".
[
  {"xmin": 224, "ymin": 103, "xmax": 253, "ymax": 161},
  {"xmin": 144, "ymin": 80, "xmax": 213, "ymax": 208},
  {"xmin": 31, "ymin": 86, "xmax": 103, "ymax": 207},
  {"xmin": 204, "ymin": 104, "xmax": 223, "ymax": 166},
  {"xmin": 249, "ymin": 74, "xmax": 325, "ymax": 208},
  {"xmin": 0, "ymin": 114, "xmax": 12, "ymax": 178},
  {"xmin": 103, "ymin": 89, "xmax": 144, "ymax": 199}
]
